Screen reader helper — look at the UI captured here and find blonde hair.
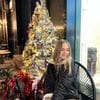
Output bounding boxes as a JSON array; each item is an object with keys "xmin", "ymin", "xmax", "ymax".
[{"xmin": 53, "ymin": 39, "xmax": 72, "ymax": 74}]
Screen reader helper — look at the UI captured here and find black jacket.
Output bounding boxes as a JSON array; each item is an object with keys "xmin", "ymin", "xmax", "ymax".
[{"xmin": 44, "ymin": 60, "xmax": 79, "ymax": 100}]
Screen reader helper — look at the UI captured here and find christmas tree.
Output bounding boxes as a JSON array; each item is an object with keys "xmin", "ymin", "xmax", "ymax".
[
  {"xmin": 22, "ymin": 0, "xmax": 58, "ymax": 79},
  {"xmin": 2, "ymin": 1, "xmax": 59, "ymax": 99},
  {"xmin": 2, "ymin": 0, "xmax": 59, "ymax": 100},
  {"xmin": 2, "ymin": 0, "xmax": 58, "ymax": 99}
]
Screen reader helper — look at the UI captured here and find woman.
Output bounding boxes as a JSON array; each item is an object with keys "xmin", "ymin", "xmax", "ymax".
[{"xmin": 43, "ymin": 39, "xmax": 79, "ymax": 100}]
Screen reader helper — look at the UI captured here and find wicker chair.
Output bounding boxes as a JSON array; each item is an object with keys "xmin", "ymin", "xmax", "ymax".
[{"xmin": 75, "ymin": 61, "xmax": 96, "ymax": 100}]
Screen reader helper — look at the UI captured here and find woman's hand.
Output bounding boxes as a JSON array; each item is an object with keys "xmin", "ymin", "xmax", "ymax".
[{"xmin": 42, "ymin": 93, "xmax": 53, "ymax": 100}]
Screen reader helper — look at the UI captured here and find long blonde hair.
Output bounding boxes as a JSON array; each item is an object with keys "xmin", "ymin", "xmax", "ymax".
[{"xmin": 53, "ymin": 39, "xmax": 72, "ymax": 74}]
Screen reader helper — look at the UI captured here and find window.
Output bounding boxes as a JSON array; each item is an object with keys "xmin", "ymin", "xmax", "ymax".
[{"xmin": 80, "ymin": 0, "xmax": 100, "ymax": 92}]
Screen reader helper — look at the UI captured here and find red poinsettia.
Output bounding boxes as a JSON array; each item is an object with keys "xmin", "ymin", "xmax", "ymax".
[
  {"xmin": 24, "ymin": 80, "xmax": 33, "ymax": 96},
  {"xmin": 2, "ymin": 77, "xmax": 17, "ymax": 100},
  {"xmin": 17, "ymin": 70, "xmax": 33, "ymax": 96},
  {"xmin": 17, "ymin": 70, "xmax": 29, "ymax": 82},
  {"xmin": 2, "ymin": 70, "xmax": 34, "ymax": 99}
]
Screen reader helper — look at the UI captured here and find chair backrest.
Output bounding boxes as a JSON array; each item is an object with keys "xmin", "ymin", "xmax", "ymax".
[{"xmin": 75, "ymin": 61, "xmax": 96, "ymax": 100}]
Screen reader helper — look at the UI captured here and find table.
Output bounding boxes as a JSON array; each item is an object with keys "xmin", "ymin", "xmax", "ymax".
[{"xmin": 0, "ymin": 50, "xmax": 11, "ymax": 64}]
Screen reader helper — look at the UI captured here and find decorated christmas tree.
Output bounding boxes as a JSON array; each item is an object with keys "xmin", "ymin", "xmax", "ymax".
[
  {"xmin": 22, "ymin": 0, "xmax": 58, "ymax": 79},
  {"xmin": 2, "ymin": 0, "xmax": 59, "ymax": 99}
]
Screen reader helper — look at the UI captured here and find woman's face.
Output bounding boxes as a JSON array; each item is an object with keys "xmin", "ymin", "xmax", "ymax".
[{"xmin": 59, "ymin": 43, "xmax": 70, "ymax": 61}]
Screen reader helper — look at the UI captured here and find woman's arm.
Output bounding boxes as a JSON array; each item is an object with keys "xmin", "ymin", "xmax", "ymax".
[
  {"xmin": 51, "ymin": 73, "xmax": 75, "ymax": 100},
  {"xmin": 44, "ymin": 63, "xmax": 56, "ymax": 94}
]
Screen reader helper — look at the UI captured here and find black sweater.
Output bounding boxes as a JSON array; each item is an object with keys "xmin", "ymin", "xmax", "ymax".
[{"xmin": 44, "ymin": 60, "xmax": 79, "ymax": 100}]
